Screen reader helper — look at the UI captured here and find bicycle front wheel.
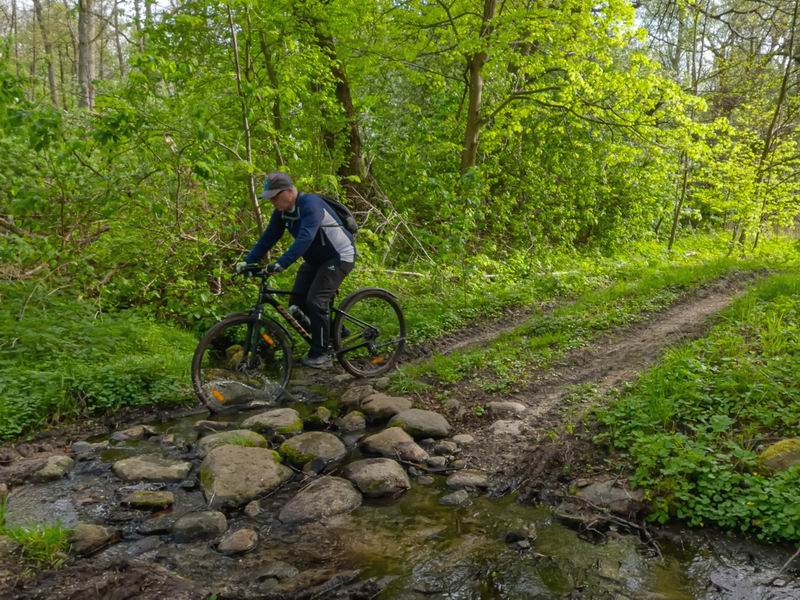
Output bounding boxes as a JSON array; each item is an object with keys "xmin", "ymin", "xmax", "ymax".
[
  {"xmin": 192, "ymin": 315, "xmax": 292, "ymax": 413},
  {"xmin": 332, "ymin": 288, "xmax": 406, "ymax": 377}
]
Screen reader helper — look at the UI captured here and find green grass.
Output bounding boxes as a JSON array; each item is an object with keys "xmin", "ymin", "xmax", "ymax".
[
  {"xmin": 0, "ymin": 282, "xmax": 197, "ymax": 441},
  {"xmin": 391, "ymin": 256, "xmax": 764, "ymax": 394},
  {"xmin": 596, "ymin": 272, "xmax": 800, "ymax": 542},
  {"xmin": 0, "ymin": 499, "xmax": 71, "ymax": 568}
]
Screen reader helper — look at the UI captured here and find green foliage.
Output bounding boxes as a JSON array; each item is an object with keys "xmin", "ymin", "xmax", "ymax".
[
  {"xmin": 0, "ymin": 282, "xmax": 196, "ymax": 441},
  {"xmin": 597, "ymin": 273, "xmax": 800, "ymax": 542},
  {"xmin": 0, "ymin": 500, "xmax": 71, "ymax": 569}
]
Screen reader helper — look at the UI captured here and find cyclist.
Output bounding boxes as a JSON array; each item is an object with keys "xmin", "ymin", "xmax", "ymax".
[{"xmin": 237, "ymin": 172, "xmax": 355, "ymax": 369}]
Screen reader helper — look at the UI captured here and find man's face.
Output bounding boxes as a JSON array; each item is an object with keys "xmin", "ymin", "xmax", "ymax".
[{"xmin": 270, "ymin": 187, "xmax": 297, "ymax": 212}]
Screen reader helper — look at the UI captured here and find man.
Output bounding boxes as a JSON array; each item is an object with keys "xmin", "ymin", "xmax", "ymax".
[{"xmin": 237, "ymin": 172, "xmax": 356, "ymax": 369}]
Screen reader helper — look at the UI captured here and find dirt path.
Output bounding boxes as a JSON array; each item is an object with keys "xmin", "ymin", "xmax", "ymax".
[{"xmin": 452, "ymin": 274, "xmax": 759, "ymax": 484}]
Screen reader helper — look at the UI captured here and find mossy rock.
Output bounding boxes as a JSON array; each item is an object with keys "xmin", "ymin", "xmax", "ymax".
[
  {"xmin": 758, "ymin": 439, "xmax": 800, "ymax": 473},
  {"xmin": 196, "ymin": 430, "xmax": 268, "ymax": 457},
  {"xmin": 279, "ymin": 432, "xmax": 346, "ymax": 468}
]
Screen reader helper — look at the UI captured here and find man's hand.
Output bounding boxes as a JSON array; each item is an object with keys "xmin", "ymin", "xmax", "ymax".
[
  {"xmin": 235, "ymin": 261, "xmax": 249, "ymax": 274},
  {"xmin": 265, "ymin": 262, "xmax": 284, "ymax": 274}
]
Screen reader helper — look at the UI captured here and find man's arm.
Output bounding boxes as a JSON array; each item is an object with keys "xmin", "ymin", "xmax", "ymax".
[
  {"xmin": 275, "ymin": 198, "xmax": 323, "ymax": 269},
  {"xmin": 245, "ymin": 210, "xmax": 283, "ymax": 263}
]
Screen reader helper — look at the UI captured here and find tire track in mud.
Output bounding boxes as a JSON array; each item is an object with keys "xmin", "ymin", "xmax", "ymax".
[{"xmin": 454, "ymin": 272, "xmax": 763, "ymax": 483}]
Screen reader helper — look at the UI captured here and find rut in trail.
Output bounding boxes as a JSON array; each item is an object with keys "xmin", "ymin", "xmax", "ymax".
[{"xmin": 459, "ymin": 273, "xmax": 761, "ymax": 477}]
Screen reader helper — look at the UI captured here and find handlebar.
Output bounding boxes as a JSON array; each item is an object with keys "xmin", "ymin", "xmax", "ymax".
[{"xmin": 237, "ymin": 264, "xmax": 271, "ymax": 277}]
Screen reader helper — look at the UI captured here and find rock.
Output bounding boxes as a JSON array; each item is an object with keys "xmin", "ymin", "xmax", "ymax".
[
  {"xmin": 279, "ymin": 477, "xmax": 362, "ymax": 524},
  {"xmin": 34, "ymin": 455, "xmax": 74, "ymax": 481},
  {"xmin": 0, "ymin": 482, "xmax": 7, "ymax": 501},
  {"xmin": 450, "ymin": 459, "xmax": 466, "ymax": 470},
  {"xmin": 71, "ymin": 440, "xmax": 108, "ymax": 457},
  {"xmin": 336, "ymin": 411, "xmax": 366, "ymax": 433},
  {"xmin": 137, "ymin": 515, "xmax": 176, "ymax": 535},
  {"xmin": 360, "ymin": 393, "xmax": 413, "ymax": 422},
  {"xmin": 255, "ymin": 560, "xmax": 299, "ymax": 582},
  {"xmin": 200, "ymin": 445, "xmax": 292, "ymax": 509},
  {"xmin": 112, "ymin": 454, "xmax": 192, "ymax": 482},
  {"xmin": 451, "ymin": 434, "xmax": 475, "ymax": 446},
  {"xmin": 388, "ymin": 409, "xmax": 451, "ymax": 439},
  {"xmin": 194, "ymin": 420, "xmax": 235, "ymax": 433},
  {"xmin": 417, "ymin": 475, "xmax": 435, "ymax": 485},
  {"xmin": 489, "ymin": 420, "xmax": 526, "ymax": 436},
  {"xmin": 279, "ymin": 432, "xmax": 346, "ymax": 468},
  {"xmin": 243, "ymin": 500, "xmax": 261, "ymax": 518},
  {"xmin": 446, "ymin": 470, "xmax": 489, "ymax": 490},
  {"xmin": 575, "ymin": 480, "xmax": 644, "ymax": 516},
  {"xmin": 432, "ymin": 440, "xmax": 459, "ymax": 456},
  {"xmin": 69, "ymin": 523, "xmax": 116, "ymax": 556},
  {"xmin": 359, "ymin": 427, "xmax": 429, "ymax": 462},
  {"xmin": 0, "ymin": 535, "xmax": 20, "ymax": 558},
  {"xmin": 373, "ymin": 377, "xmax": 391, "ymax": 391},
  {"xmin": 341, "ymin": 458, "xmax": 411, "ymax": 498},
  {"xmin": 172, "ymin": 511, "xmax": 227, "ymax": 543},
  {"xmin": 516, "ymin": 540, "xmax": 531, "ymax": 550},
  {"xmin": 439, "ymin": 490, "xmax": 469, "ymax": 506},
  {"xmin": 196, "ymin": 429, "xmax": 268, "ymax": 458},
  {"xmin": 241, "ymin": 408, "xmax": 303, "ymax": 436},
  {"xmin": 758, "ymin": 439, "xmax": 800, "ymax": 473},
  {"xmin": 304, "ymin": 407, "xmax": 332, "ymax": 428},
  {"xmin": 160, "ymin": 434, "xmax": 176, "ymax": 446},
  {"xmin": 487, "ymin": 401, "xmax": 527, "ymax": 418},
  {"xmin": 111, "ymin": 424, "xmax": 158, "ymax": 441},
  {"xmin": 340, "ymin": 385, "xmax": 375, "ymax": 409},
  {"xmin": 442, "ymin": 397, "xmax": 466, "ymax": 420},
  {"xmin": 122, "ymin": 490, "xmax": 174, "ymax": 510},
  {"xmin": 426, "ymin": 456, "xmax": 447, "ymax": 469},
  {"xmin": 126, "ymin": 536, "xmax": 162, "ymax": 557},
  {"xmin": 218, "ymin": 528, "xmax": 258, "ymax": 555}
]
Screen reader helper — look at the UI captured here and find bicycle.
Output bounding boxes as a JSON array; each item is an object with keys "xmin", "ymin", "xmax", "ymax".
[{"xmin": 191, "ymin": 264, "xmax": 406, "ymax": 413}]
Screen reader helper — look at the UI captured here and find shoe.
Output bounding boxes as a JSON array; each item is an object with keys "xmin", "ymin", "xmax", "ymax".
[{"xmin": 301, "ymin": 354, "xmax": 333, "ymax": 369}]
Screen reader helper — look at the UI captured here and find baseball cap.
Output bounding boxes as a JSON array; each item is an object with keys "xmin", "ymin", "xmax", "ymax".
[{"xmin": 259, "ymin": 172, "xmax": 294, "ymax": 199}]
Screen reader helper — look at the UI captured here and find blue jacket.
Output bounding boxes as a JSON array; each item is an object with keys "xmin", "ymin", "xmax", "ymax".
[{"xmin": 245, "ymin": 193, "xmax": 356, "ymax": 268}]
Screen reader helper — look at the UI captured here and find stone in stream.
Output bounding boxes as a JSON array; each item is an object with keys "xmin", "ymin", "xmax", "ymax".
[
  {"xmin": 200, "ymin": 445, "xmax": 292, "ymax": 509},
  {"xmin": 243, "ymin": 500, "xmax": 261, "ymax": 518},
  {"xmin": 487, "ymin": 401, "xmax": 527, "ymax": 418},
  {"xmin": 758, "ymin": 439, "xmax": 800, "ymax": 473},
  {"xmin": 336, "ymin": 411, "xmax": 366, "ymax": 433},
  {"xmin": 439, "ymin": 489, "xmax": 470, "ymax": 506},
  {"xmin": 426, "ymin": 456, "xmax": 447, "ymax": 469},
  {"xmin": 432, "ymin": 440, "xmax": 459, "ymax": 456},
  {"xmin": 451, "ymin": 434, "xmax": 475, "ymax": 446},
  {"xmin": 278, "ymin": 477, "xmax": 362, "ymax": 524},
  {"xmin": 172, "ymin": 511, "xmax": 227, "ymax": 543},
  {"xmin": 360, "ymin": 393, "xmax": 413, "ymax": 422},
  {"xmin": 122, "ymin": 490, "xmax": 174, "ymax": 510},
  {"xmin": 71, "ymin": 440, "xmax": 109, "ymax": 458},
  {"xmin": 339, "ymin": 385, "xmax": 375, "ymax": 410},
  {"xmin": 359, "ymin": 427, "xmax": 429, "ymax": 463},
  {"xmin": 217, "ymin": 528, "xmax": 258, "ymax": 555},
  {"xmin": 446, "ymin": 470, "xmax": 490, "ymax": 490},
  {"xmin": 241, "ymin": 408, "xmax": 303, "ymax": 436},
  {"xmin": 112, "ymin": 454, "xmax": 192, "ymax": 482},
  {"xmin": 195, "ymin": 429, "xmax": 268, "ymax": 458},
  {"xmin": 111, "ymin": 424, "xmax": 158, "ymax": 441},
  {"xmin": 279, "ymin": 431, "xmax": 346, "ymax": 468},
  {"xmin": 341, "ymin": 458, "xmax": 411, "ymax": 498},
  {"xmin": 388, "ymin": 409, "xmax": 451, "ymax": 439},
  {"xmin": 33, "ymin": 455, "xmax": 74, "ymax": 481},
  {"xmin": 69, "ymin": 523, "xmax": 117, "ymax": 556},
  {"xmin": 574, "ymin": 480, "xmax": 644, "ymax": 516},
  {"xmin": 193, "ymin": 420, "xmax": 235, "ymax": 433},
  {"xmin": 304, "ymin": 407, "xmax": 332, "ymax": 428}
]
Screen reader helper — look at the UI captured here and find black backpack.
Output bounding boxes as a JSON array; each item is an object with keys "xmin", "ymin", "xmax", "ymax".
[{"xmin": 320, "ymin": 196, "xmax": 358, "ymax": 235}]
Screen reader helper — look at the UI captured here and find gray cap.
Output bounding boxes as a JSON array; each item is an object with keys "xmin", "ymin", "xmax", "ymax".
[{"xmin": 259, "ymin": 172, "xmax": 294, "ymax": 199}]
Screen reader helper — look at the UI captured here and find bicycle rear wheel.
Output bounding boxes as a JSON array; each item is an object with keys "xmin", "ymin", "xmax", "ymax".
[
  {"xmin": 332, "ymin": 288, "xmax": 405, "ymax": 377},
  {"xmin": 192, "ymin": 315, "xmax": 292, "ymax": 413}
]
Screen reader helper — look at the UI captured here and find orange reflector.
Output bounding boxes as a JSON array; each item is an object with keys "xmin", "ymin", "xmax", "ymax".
[
  {"xmin": 371, "ymin": 356, "xmax": 386, "ymax": 365},
  {"xmin": 261, "ymin": 333, "xmax": 275, "ymax": 346},
  {"xmin": 211, "ymin": 388, "xmax": 225, "ymax": 403}
]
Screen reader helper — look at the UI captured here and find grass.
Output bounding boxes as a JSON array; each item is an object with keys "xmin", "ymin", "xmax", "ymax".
[
  {"xmin": 0, "ymin": 282, "xmax": 197, "ymax": 441},
  {"xmin": 596, "ymin": 272, "xmax": 800, "ymax": 542},
  {"xmin": 0, "ymin": 498, "xmax": 71, "ymax": 568}
]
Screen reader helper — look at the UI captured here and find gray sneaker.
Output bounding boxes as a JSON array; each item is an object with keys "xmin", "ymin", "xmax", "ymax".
[{"xmin": 301, "ymin": 354, "xmax": 333, "ymax": 369}]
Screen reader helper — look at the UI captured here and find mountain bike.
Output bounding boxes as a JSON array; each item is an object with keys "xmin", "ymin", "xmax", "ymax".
[{"xmin": 191, "ymin": 264, "xmax": 406, "ymax": 413}]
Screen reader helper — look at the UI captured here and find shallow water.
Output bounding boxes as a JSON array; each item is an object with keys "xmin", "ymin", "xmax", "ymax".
[{"xmin": 7, "ymin": 394, "xmax": 800, "ymax": 599}]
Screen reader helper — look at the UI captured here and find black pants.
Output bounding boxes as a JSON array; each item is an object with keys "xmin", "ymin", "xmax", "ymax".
[{"xmin": 290, "ymin": 258, "xmax": 354, "ymax": 357}]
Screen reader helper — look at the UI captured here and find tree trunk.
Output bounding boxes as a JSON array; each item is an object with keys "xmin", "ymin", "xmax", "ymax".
[
  {"xmin": 258, "ymin": 31, "xmax": 285, "ymax": 166},
  {"xmin": 113, "ymin": 0, "xmax": 126, "ymax": 76},
  {"xmin": 33, "ymin": 0, "xmax": 59, "ymax": 107},
  {"xmin": 12, "ymin": 0, "xmax": 20, "ymax": 76},
  {"xmin": 78, "ymin": 0, "xmax": 94, "ymax": 108},
  {"xmin": 668, "ymin": 152, "xmax": 690, "ymax": 252},
  {"xmin": 460, "ymin": 0, "xmax": 497, "ymax": 174},
  {"xmin": 227, "ymin": 4, "xmax": 264, "ymax": 230}
]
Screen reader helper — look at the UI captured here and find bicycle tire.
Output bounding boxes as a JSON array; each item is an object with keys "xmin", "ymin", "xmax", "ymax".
[
  {"xmin": 192, "ymin": 314, "xmax": 292, "ymax": 413},
  {"xmin": 332, "ymin": 288, "xmax": 406, "ymax": 377}
]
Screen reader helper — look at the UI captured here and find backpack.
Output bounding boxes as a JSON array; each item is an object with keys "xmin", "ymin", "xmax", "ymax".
[{"xmin": 320, "ymin": 196, "xmax": 359, "ymax": 235}]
